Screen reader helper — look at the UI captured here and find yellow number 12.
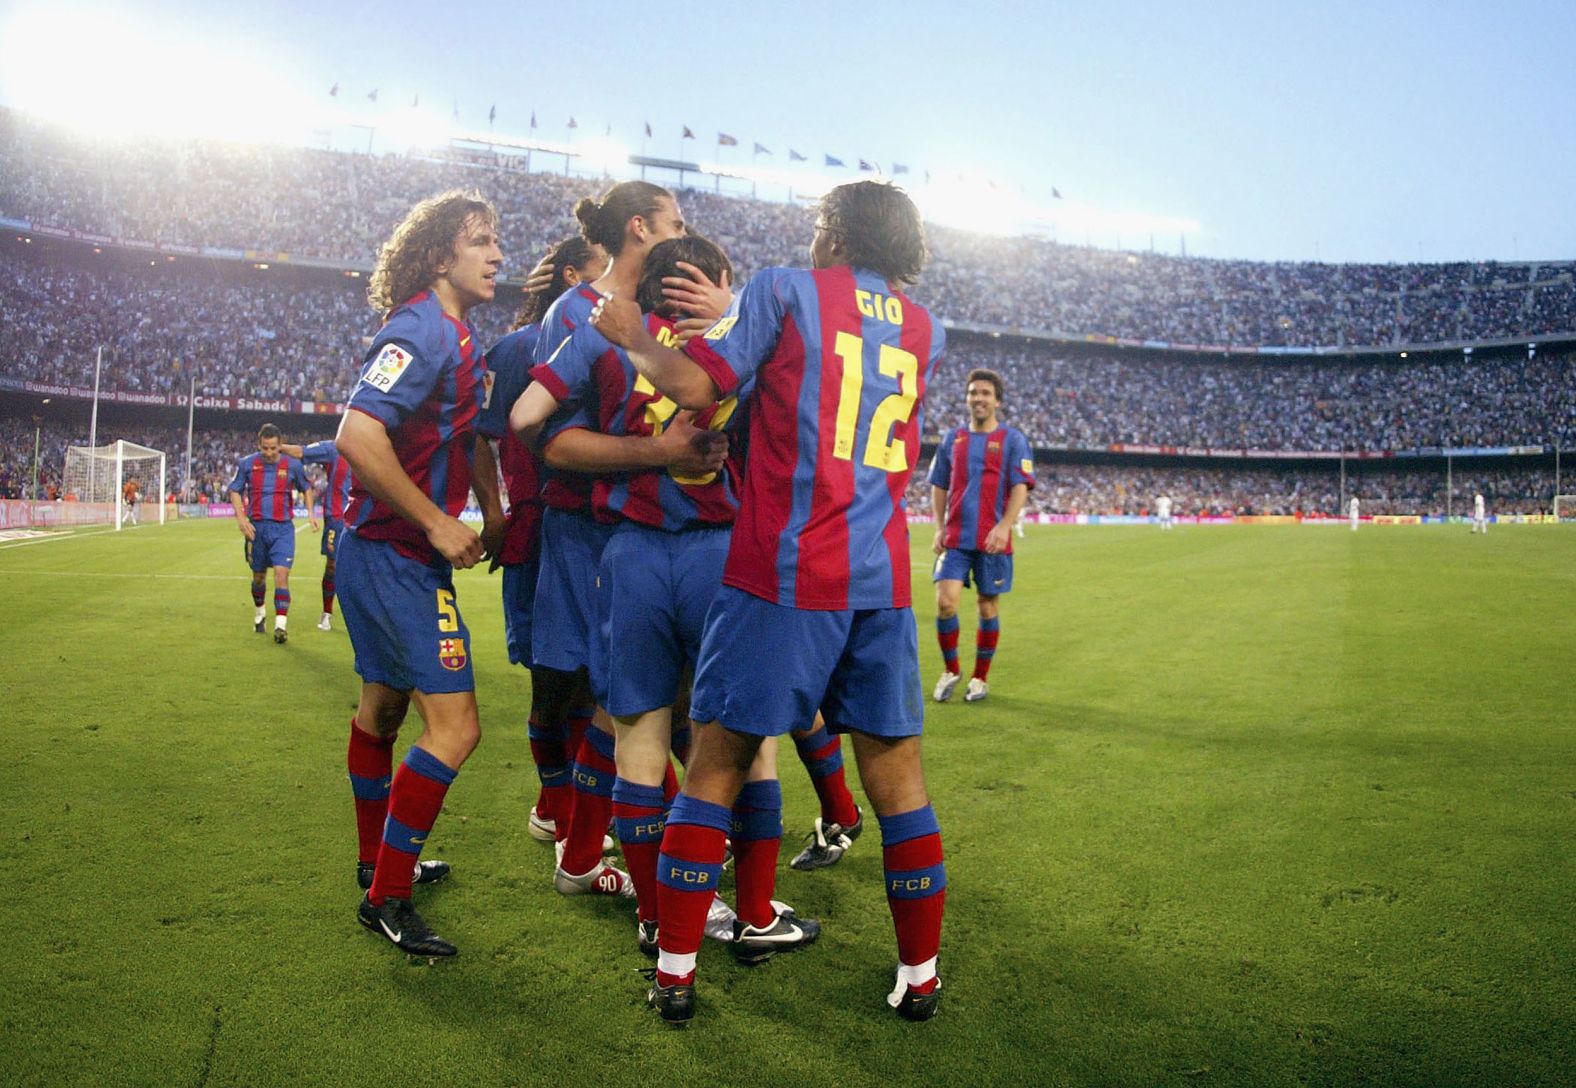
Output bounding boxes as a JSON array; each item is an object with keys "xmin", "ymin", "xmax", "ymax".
[{"xmin": 832, "ymin": 331, "xmax": 918, "ymax": 473}]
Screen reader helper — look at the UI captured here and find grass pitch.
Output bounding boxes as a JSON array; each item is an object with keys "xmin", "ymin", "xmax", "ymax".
[{"xmin": 3, "ymin": 520, "xmax": 1573, "ymax": 1087}]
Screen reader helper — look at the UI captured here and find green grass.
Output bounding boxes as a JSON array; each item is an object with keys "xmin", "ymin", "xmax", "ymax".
[{"xmin": 3, "ymin": 520, "xmax": 1573, "ymax": 1087}]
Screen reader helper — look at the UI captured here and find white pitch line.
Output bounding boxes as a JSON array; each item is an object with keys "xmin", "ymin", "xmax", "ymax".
[{"xmin": 0, "ymin": 525, "xmax": 122, "ymax": 550}]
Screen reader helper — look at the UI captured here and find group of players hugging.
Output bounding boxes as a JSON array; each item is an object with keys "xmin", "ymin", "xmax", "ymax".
[{"xmin": 307, "ymin": 178, "xmax": 959, "ymax": 1024}]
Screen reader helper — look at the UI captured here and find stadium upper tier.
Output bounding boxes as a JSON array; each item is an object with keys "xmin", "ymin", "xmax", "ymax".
[
  {"xmin": 3, "ymin": 108, "xmax": 1573, "ymax": 350},
  {"xmin": 2, "ymin": 246, "xmax": 1572, "ymax": 453}
]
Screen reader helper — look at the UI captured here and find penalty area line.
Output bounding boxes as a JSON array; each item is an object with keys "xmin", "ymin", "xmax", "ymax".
[
  {"xmin": 0, "ymin": 526, "xmax": 123, "ymax": 551},
  {"xmin": 0, "ymin": 569, "xmax": 237, "ymax": 580}
]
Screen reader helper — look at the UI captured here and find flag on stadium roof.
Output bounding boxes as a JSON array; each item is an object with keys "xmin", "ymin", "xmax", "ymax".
[
  {"xmin": 858, "ymin": 159, "xmax": 877, "ymax": 172},
  {"xmin": 682, "ymin": 126, "xmax": 696, "ymax": 139},
  {"xmin": 605, "ymin": 122, "xmax": 612, "ymax": 136},
  {"xmin": 789, "ymin": 149, "xmax": 807, "ymax": 161},
  {"xmin": 1052, "ymin": 187, "xmax": 1063, "ymax": 199},
  {"xmin": 718, "ymin": 133, "xmax": 738, "ymax": 146},
  {"xmin": 489, "ymin": 104, "xmax": 497, "ymax": 125},
  {"xmin": 366, "ymin": 89, "xmax": 378, "ymax": 103},
  {"xmin": 528, "ymin": 110, "xmax": 536, "ymax": 129},
  {"xmin": 754, "ymin": 142, "xmax": 771, "ymax": 155},
  {"xmin": 892, "ymin": 163, "xmax": 908, "ymax": 174},
  {"xmin": 825, "ymin": 154, "xmax": 844, "ymax": 167},
  {"xmin": 644, "ymin": 121, "xmax": 652, "ymax": 138},
  {"xmin": 328, "ymin": 83, "xmax": 338, "ymax": 98},
  {"xmin": 411, "ymin": 94, "xmax": 419, "ymax": 107},
  {"xmin": 568, "ymin": 116, "xmax": 578, "ymax": 129}
]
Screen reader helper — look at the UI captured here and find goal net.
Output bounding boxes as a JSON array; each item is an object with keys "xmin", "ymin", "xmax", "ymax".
[
  {"xmin": 62, "ymin": 440, "xmax": 168, "ymax": 529},
  {"xmin": 1555, "ymin": 495, "xmax": 1576, "ymax": 522}
]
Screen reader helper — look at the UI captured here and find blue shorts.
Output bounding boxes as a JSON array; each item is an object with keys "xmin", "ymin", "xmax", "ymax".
[
  {"xmin": 321, "ymin": 517, "xmax": 345, "ymax": 558},
  {"xmin": 245, "ymin": 519, "xmax": 296, "ymax": 573},
  {"xmin": 532, "ymin": 508, "xmax": 613, "ymax": 675},
  {"xmin": 690, "ymin": 585, "xmax": 924, "ymax": 738},
  {"xmin": 934, "ymin": 547, "xmax": 1014, "ymax": 595},
  {"xmin": 502, "ymin": 556, "xmax": 540, "ymax": 668},
  {"xmin": 336, "ymin": 529, "xmax": 474, "ymax": 695},
  {"xmin": 593, "ymin": 523, "xmax": 729, "ymax": 717}
]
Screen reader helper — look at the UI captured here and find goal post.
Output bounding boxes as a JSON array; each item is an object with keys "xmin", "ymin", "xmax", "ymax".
[
  {"xmin": 1555, "ymin": 496, "xmax": 1576, "ymax": 522},
  {"xmin": 62, "ymin": 440, "xmax": 168, "ymax": 529}
]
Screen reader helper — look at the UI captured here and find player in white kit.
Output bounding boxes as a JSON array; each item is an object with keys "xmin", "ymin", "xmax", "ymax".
[
  {"xmin": 1472, "ymin": 492, "xmax": 1488, "ymax": 534},
  {"xmin": 1156, "ymin": 495, "xmax": 1173, "ymax": 530},
  {"xmin": 1349, "ymin": 495, "xmax": 1360, "ymax": 531}
]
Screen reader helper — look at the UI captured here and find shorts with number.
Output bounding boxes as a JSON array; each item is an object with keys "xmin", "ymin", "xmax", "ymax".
[
  {"xmin": 690, "ymin": 585, "xmax": 924, "ymax": 738},
  {"xmin": 592, "ymin": 523, "xmax": 729, "ymax": 717},
  {"xmin": 245, "ymin": 519, "xmax": 296, "ymax": 572},
  {"xmin": 320, "ymin": 517, "xmax": 345, "ymax": 558},
  {"xmin": 502, "ymin": 555, "xmax": 540, "ymax": 668},
  {"xmin": 531, "ymin": 507, "xmax": 613, "ymax": 675},
  {"xmin": 933, "ymin": 547, "xmax": 1013, "ymax": 594},
  {"xmin": 336, "ymin": 529, "xmax": 474, "ymax": 694}
]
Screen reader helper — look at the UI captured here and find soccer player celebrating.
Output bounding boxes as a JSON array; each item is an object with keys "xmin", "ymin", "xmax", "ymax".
[
  {"xmin": 593, "ymin": 180, "xmax": 949, "ymax": 1023},
  {"xmin": 528, "ymin": 181, "xmax": 701, "ymax": 899},
  {"xmin": 284, "ymin": 439, "xmax": 353, "ymax": 631},
  {"xmin": 514, "ymin": 236, "xmax": 795, "ymax": 959},
  {"xmin": 475, "ymin": 236, "xmax": 608, "ymax": 847},
  {"xmin": 227, "ymin": 424, "xmax": 316, "ymax": 643},
  {"xmin": 928, "ymin": 369, "xmax": 1034, "ymax": 704},
  {"xmin": 334, "ymin": 190, "xmax": 507, "ymax": 958}
]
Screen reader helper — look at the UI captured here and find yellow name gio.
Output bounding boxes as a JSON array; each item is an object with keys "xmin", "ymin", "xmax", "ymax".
[{"xmin": 856, "ymin": 289, "xmax": 904, "ymax": 325}]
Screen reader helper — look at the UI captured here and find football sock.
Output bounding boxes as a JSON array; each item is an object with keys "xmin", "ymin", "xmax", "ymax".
[
  {"xmin": 321, "ymin": 575, "xmax": 335, "ymax": 614},
  {"xmin": 936, "ymin": 614, "xmax": 961, "ymax": 674},
  {"xmin": 346, "ymin": 718, "xmax": 395, "ymax": 865},
  {"xmin": 655, "ymin": 795, "xmax": 731, "ymax": 985},
  {"xmin": 251, "ymin": 581, "xmax": 265, "ymax": 609},
  {"xmin": 527, "ymin": 712, "xmax": 570, "ymax": 825},
  {"xmin": 973, "ymin": 616, "xmax": 1000, "ymax": 681},
  {"xmin": 880, "ymin": 806, "xmax": 946, "ymax": 991},
  {"xmin": 612, "ymin": 779, "xmax": 667, "ymax": 923},
  {"xmin": 731, "ymin": 780, "xmax": 784, "ymax": 929},
  {"xmin": 369, "ymin": 746, "xmax": 457, "ymax": 905},
  {"xmin": 561, "ymin": 723, "xmax": 616, "ymax": 874},
  {"xmin": 793, "ymin": 724, "xmax": 860, "ymax": 827},
  {"xmin": 274, "ymin": 587, "xmax": 290, "ymax": 619}
]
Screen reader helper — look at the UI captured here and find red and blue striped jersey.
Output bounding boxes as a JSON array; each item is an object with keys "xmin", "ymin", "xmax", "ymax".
[
  {"xmin": 227, "ymin": 453, "xmax": 310, "ymax": 522},
  {"xmin": 343, "ymin": 291, "xmax": 486, "ymax": 565},
  {"xmin": 533, "ymin": 312, "xmax": 747, "ymax": 533},
  {"xmin": 480, "ymin": 323, "xmax": 546, "ymax": 566},
  {"xmin": 683, "ymin": 265, "xmax": 946, "ymax": 610},
  {"xmin": 300, "ymin": 439, "xmax": 354, "ymax": 521},
  {"xmin": 532, "ymin": 284, "xmax": 607, "ymax": 514},
  {"xmin": 928, "ymin": 425, "xmax": 1035, "ymax": 553}
]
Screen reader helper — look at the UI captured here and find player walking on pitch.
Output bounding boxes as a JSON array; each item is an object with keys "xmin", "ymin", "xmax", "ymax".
[
  {"xmin": 227, "ymin": 424, "xmax": 316, "ymax": 643},
  {"xmin": 1349, "ymin": 494, "xmax": 1360, "ymax": 531},
  {"xmin": 593, "ymin": 180, "xmax": 949, "ymax": 1024},
  {"xmin": 929, "ymin": 369, "xmax": 1034, "ymax": 704},
  {"xmin": 334, "ymin": 190, "xmax": 507, "ymax": 958},
  {"xmin": 1472, "ymin": 491, "xmax": 1488, "ymax": 533}
]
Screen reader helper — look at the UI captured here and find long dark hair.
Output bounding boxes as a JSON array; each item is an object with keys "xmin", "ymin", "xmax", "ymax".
[
  {"xmin": 636, "ymin": 235, "xmax": 733, "ymax": 316},
  {"xmin": 816, "ymin": 181, "xmax": 928, "ymax": 286},
  {"xmin": 513, "ymin": 237, "xmax": 601, "ymax": 329},
  {"xmin": 571, "ymin": 180, "xmax": 672, "ymax": 256}
]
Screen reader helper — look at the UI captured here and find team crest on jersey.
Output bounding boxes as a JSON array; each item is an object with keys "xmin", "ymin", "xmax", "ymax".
[
  {"xmin": 1020, "ymin": 458, "xmax": 1034, "ymax": 474},
  {"xmin": 438, "ymin": 637, "xmax": 468, "ymax": 671},
  {"xmin": 364, "ymin": 343, "xmax": 413, "ymax": 392},
  {"xmin": 988, "ymin": 440, "xmax": 1002, "ymax": 452}
]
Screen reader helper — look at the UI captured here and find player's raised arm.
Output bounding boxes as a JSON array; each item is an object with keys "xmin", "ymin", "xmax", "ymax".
[
  {"xmin": 591, "ymin": 293, "xmax": 718, "ymax": 410},
  {"xmin": 336, "ymin": 410, "xmax": 482, "ymax": 569}
]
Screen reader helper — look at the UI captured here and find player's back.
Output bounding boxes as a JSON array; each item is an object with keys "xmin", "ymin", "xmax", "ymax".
[{"xmin": 709, "ymin": 264, "xmax": 945, "ymax": 610}]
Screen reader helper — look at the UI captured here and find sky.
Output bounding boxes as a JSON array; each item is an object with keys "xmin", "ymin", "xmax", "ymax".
[{"xmin": 2, "ymin": 0, "xmax": 1574, "ymax": 264}]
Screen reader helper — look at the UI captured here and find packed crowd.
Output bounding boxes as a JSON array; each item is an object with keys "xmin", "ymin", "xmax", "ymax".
[
  {"xmin": 930, "ymin": 341, "xmax": 1576, "ymax": 452},
  {"xmin": 905, "ymin": 463, "xmax": 1561, "ymax": 518},
  {"xmin": 4, "ymin": 109, "xmax": 1573, "ymax": 348}
]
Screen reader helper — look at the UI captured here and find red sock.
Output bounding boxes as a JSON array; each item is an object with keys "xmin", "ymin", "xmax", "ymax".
[
  {"xmin": 562, "ymin": 724, "xmax": 615, "ymax": 874},
  {"xmin": 346, "ymin": 719, "xmax": 394, "ymax": 865},
  {"xmin": 655, "ymin": 798, "xmax": 732, "ymax": 985},
  {"xmin": 251, "ymin": 581, "xmax": 265, "ymax": 607},
  {"xmin": 368, "ymin": 747, "xmax": 457, "ymax": 904},
  {"xmin": 973, "ymin": 617, "xmax": 1000, "ymax": 680},
  {"xmin": 793, "ymin": 726, "xmax": 859, "ymax": 827},
  {"xmin": 612, "ymin": 779, "xmax": 667, "ymax": 923},
  {"xmin": 880, "ymin": 807, "xmax": 947, "ymax": 973},
  {"xmin": 321, "ymin": 575, "xmax": 335, "ymax": 614},
  {"xmin": 732, "ymin": 780, "xmax": 783, "ymax": 929},
  {"xmin": 527, "ymin": 712, "xmax": 569, "ymax": 823}
]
